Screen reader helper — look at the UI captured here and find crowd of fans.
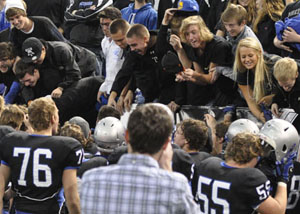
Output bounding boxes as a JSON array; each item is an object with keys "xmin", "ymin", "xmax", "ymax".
[{"xmin": 0, "ymin": 0, "xmax": 299, "ymax": 213}]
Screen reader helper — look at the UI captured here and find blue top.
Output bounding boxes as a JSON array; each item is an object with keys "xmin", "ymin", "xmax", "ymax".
[
  {"xmin": 121, "ymin": 3, "xmax": 157, "ymax": 30},
  {"xmin": 0, "ymin": 7, "xmax": 10, "ymax": 31}
]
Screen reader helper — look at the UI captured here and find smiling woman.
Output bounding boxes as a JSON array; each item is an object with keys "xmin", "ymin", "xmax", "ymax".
[{"xmin": 234, "ymin": 37, "xmax": 276, "ymax": 122}]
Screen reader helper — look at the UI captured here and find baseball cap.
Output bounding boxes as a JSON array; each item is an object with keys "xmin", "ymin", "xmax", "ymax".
[
  {"xmin": 69, "ymin": 116, "xmax": 90, "ymax": 139},
  {"xmin": 161, "ymin": 51, "xmax": 183, "ymax": 75},
  {"xmin": 22, "ymin": 37, "xmax": 43, "ymax": 63},
  {"xmin": 177, "ymin": 0, "xmax": 199, "ymax": 13}
]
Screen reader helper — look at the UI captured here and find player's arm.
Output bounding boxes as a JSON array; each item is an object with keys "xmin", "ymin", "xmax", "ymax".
[
  {"xmin": 0, "ymin": 165, "xmax": 11, "ymax": 211},
  {"xmin": 256, "ymin": 182, "xmax": 287, "ymax": 214},
  {"xmin": 62, "ymin": 169, "xmax": 80, "ymax": 214}
]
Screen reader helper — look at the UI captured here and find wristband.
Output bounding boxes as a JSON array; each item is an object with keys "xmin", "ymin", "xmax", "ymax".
[{"xmin": 277, "ymin": 182, "xmax": 287, "ymax": 187}]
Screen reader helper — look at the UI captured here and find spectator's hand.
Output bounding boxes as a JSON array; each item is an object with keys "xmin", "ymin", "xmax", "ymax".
[
  {"xmin": 51, "ymin": 87, "xmax": 63, "ymax": 98},
  {"xmin": 259, "ymin": 112, "xmax": 266, "ymax": 123},
  {"xmin": 107, "ymin": 95, "xmax": 117, "ymax": 108},
  {"xmin": 204, "ymin": 114, "xmax": 217, "ymax": 130},
  {"xmin": 89, "ymin": 5, "xmax": 96, "ymax": 10},
  {"xmin": 282, "ymin": 27, "xmax": 300, "ymax": 43},
  {"xmin": 271, "ymin": 103, "xmax": 281, "ymax": 118},
  {"xmin": 181, "ymin": 68, "xmax": 197, "ymax": 82},
  {"xmin": 162, "ymin": 8, "xmax": 177, "ymax": 26},
  {"xmin": 124, "ymin": 90, "xmax": 134, "ymax": 112},
  {"xmin": 169, "ymin": 34, "xmax": 182, "ymax": 52},
  {"xmin": 116, "ymin": 96, "xmax": 125, "ymax": 115},
  {"xmin": 175, "ymin": 72, "xmax": 185, "ymax": 82},
  {"xmin": 168, "ymin": 101, "xmax": 180, "ymax": 113},
  {"xmin": 97, "ymin": 91, "xmax": 102, "ymax": 103},
  {"xmin": 258, "ymin": 95, "xmax": 273, "ymax": 106},
  {"xmin": 274, "ymin": 36, "xmax": 293, "ymax": 52},
  {"xmin": 158, "ymin": 140, "xmax": 173, "ymax": 172}
]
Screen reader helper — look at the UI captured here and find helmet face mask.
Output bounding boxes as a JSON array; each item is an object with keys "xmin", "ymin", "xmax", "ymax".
[
  {"xmin": 259, "ymin": 119, "xmax": 299, "ymax": 162},
  {"xmin": 94, "ymin": 117, "xmax": 125, "ymax": 153}
]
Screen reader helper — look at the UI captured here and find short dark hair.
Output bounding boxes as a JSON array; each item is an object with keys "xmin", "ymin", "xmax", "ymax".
[
  {"xmin": 109, "ymin": 19, "xmax": 130, "ymax": 35},
  {"xmin": 6, "ymin": 7, "xmax": 27, "ymax": 20},
  {"xmin": 127, "ymin": 104, "xmax": 173, "ymax": 154},
  {"xmin": 0, "ymin": 42, "xmax": 16, "ymax": 60},
  {"xmin": 126, "ymin": 24, "xmax": 150, "ymax": 39},
  {"xmin": 15, "ymin": 60, "xmax": 35, "ymax": 79},
  {"xmin": 215, "ymin": 121, "xmax": 230, "ymax": 138},
  {"xmin": 99, "ymin": 6, "xmax": 122, "ymax": 20},
  {"xmin": 180, "ymin": 119, "xmax": 208, "ymax": 151},
  {"xmin": 97, "ymin": 105, "xmax": 121, "ymax": 121}
]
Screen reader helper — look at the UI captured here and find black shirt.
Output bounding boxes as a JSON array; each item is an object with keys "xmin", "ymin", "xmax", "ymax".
[
  {"xmin": 10, "ymin": 16, "xmax": 66, "ymax": 56},
  {"xmin": 192, "ymin": 157, "xmax": 270, "ymax": 213},
  {"xmin": 0, "ymin": 131, "xmax": 82, "ymax": 213}
]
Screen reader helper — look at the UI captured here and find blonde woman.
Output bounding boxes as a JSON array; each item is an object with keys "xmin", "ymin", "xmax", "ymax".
[{"xmin": 234, "ymin": 37, "xmax": 276, "ymax": 122}]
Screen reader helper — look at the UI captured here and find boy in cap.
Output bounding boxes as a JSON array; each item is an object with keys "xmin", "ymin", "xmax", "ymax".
[
  {"xmin": 21, "ymin": 37, "xmax": 97, "ymax": 97},
  {"xmin": 5, "ymin": 0, "xmax": 66, "ymax": 55}
]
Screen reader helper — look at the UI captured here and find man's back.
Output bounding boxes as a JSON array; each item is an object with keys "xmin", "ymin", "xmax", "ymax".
[
  {"xmin": 192, "ymin": 156, "xmax": 270, "ymax": 214},
  {"xmin": 0, "ymin": 131, "xmax": 82, "ymax": 213},
  {"xmin": 81, "ymin": 153, "xmax": 198, "ymax": 214}
]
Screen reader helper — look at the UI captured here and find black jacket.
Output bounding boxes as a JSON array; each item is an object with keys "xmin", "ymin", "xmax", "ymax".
[
  {"xmin": 42, "ymin": 40, "xmax": 97, "ymax": 88},
  {"xmin": 111, "ymin": 32, "xmax": 163, "ymax": 103},
  {"xmin": 272, "ymin": 75, "xmax": 300, "ymax": 114}
]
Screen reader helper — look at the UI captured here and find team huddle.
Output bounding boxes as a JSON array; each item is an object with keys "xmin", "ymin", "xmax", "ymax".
[{"xmin": 0, "ymin": 98, "xmax": 297, "ymax": 214}]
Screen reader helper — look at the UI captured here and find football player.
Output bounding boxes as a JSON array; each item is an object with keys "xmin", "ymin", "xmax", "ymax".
[
  {"xmin": 258, "ymin": 119, "xmax": 300, "ymax": 214},
  {"xmin": 192, "ymin": 132, "xmax": 292, "ymax": 214},
  {"xmin": 0, "ymin": 97, "xmax": 82, "ymax": 214}
]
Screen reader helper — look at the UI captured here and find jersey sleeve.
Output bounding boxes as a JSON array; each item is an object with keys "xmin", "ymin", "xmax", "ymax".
[
  {"xmin": 241, "ymin": 168, "xmax": 271, "ymax": 209},
  {"xmin": 0, "ymin": 130, "xmax": 15, "ymax": 165},
  {"xmin": 63, "ymin": 138, "xmax": 83, "ymax": 170}
]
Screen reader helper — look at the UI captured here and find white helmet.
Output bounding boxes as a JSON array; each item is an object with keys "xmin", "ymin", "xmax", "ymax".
[
  {"xmin": 259, "ymin": 119, "xmax": 299, "ymax": 162},
  {"xmin": 225, "ymin": 119, "xmax": 259, "ymax": 142},
  {"xmin": 94, "ymin": 117, "xmax": 125, "ymax": 153}
]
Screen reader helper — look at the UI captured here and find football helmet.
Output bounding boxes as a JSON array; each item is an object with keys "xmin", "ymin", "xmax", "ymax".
[
  {"xmin": 94, "ymin": 117, "xmax": 125, "ymax": 152},
  {"xmin": 259, "ymin": 119, "xmax": 299, "ymax": 162},
  {"xmin": 225, "ymin": 119, "xmax": 259, "ymax": 142}
]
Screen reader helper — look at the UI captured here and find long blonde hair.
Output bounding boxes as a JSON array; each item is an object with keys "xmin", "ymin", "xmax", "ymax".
[
  {"xmin": 234, "ymin": 37, "xmax": 271, "ymax": 102},
  {"xmin": 253, "ymin": 0, "xmax": 284, "ymax": 33},
  {"xmin": 180, "ymin": 15, "xmax": 214, "ymax": 44}
]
